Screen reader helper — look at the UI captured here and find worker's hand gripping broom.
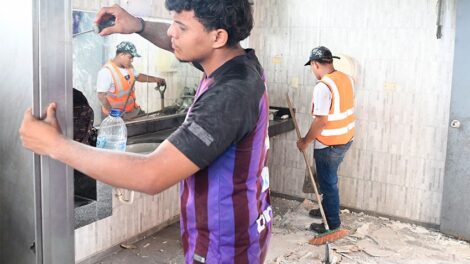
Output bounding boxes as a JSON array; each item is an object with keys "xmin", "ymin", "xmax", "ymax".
[{"xmin": 286, "ymin": 94, "xmax": 349, "ymax": 262}]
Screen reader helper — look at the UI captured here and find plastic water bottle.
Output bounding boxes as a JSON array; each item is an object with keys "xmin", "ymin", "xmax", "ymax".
[{"xmin": 96, "ymin": 109, "xmax": 127, "ymax": 152}]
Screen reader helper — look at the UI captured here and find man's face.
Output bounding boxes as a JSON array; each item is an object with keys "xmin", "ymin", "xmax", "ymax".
[
  {"xmin": 310, "ymin": 62, "xmax": 321, "ymax": 80},
  {"xmin": 118, "ymin": 53, "xmax": 134, "ymax": 68},
  {"xmin": 167, "ymin": 10, "xmax": 215, "ymax": 63}
]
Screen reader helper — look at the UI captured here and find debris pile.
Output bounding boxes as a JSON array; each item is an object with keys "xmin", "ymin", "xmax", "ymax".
[{"xmin": 267, "ymin": 197, "xmax": 470, "ymax": 264}]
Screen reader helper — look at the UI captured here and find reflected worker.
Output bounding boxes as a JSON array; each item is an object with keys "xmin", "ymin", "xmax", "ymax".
[{"xmin": 97, "ymin": 41, "xmax": 166, "ymax": 120}]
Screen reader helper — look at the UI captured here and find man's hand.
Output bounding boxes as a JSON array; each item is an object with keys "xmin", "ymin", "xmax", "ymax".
[
  {"xmin": 95, "ymin": 4, "xmax": 142, "ymax": 36},
  {"xmin": 19, "ymin": 103, "xmax": 65, "ymax": 157},
  {"xmin": 156, "ymin": 78, "xmax": 166, "ymax": 86},
  {"xmin": 297, "ymin": 137, "xmax": 310, "ymax": 152}
]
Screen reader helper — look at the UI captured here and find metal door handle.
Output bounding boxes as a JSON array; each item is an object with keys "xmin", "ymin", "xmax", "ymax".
[{"xmin": 450, "ymin": 120, "xmax": 461, "ymax": 128}]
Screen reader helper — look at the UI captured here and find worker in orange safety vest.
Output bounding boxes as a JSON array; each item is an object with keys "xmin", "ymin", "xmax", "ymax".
[
  {"xmin": 297, "ymin": 46, "xmax": 355, "ymax": 235},
  {"xmin": 96, "ymin": 41, "xmax": 166, "ymax": 120}
]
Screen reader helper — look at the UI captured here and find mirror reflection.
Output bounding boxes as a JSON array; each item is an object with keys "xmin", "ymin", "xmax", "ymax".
[
  {"xmin": 72, "ymin": 10, "xmax": 197, "ymax": 126},
  {"xmin": 72, "ymin": 9, "xmax": 201, "ymax": 228}
]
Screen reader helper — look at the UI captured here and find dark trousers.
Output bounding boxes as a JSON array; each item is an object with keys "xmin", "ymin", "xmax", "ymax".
[{"xmin": 314, "ymin": 141, "xmax": 352, "ymax": 229}]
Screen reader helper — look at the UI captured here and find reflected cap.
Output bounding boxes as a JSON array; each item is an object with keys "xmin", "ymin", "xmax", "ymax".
[{"xmin": 116, "ymin": 41, "xmax": 141, "ymax": 58}]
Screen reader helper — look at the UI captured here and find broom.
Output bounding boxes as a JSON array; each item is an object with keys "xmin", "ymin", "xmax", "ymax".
[{"xmin": 285, "ymin": 94, "xmax": 349, "ymax": 259}]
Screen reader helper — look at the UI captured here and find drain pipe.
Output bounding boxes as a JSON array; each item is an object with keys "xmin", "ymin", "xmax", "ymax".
[{"xmin": 436, "ymin": 0, "xmax": 444, "ymax": 39}]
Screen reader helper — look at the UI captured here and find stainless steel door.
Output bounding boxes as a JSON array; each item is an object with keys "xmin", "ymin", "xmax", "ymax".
[
  {"xmin": 441, "ymin": 0, "xmax": 470, "ymax": 240},
  {"xmin": 0, "ymin": 0, "xmax": 74, "ymax": 263},
  {"xmin": 0, "ymin": 2, "xmax": 39, "ymax": 262}
]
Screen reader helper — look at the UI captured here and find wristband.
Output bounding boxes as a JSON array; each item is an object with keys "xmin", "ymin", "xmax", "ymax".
[{"xmin": 136, "ymin": 17, "xmax": 145, "ymax": 34}]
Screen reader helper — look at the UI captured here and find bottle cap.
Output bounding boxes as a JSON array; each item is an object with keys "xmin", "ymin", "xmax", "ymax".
[{"xmin": 110, "ymin": 109, "xmax": 122, "ymax": 117}]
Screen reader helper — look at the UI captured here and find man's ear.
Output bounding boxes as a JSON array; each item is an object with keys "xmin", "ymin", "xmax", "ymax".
[{"xmin": 212, "ymin": 29, "xmax": 229, "ymax": 49}]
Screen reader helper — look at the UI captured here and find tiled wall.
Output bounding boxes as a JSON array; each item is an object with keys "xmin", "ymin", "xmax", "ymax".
[
  {"xmin": 74, "ymin": 187, "xmax": 180, "ymax": 262},
  {"xmin": 255, "ymin": 0, "xmax": 456, "ymax": 225}
]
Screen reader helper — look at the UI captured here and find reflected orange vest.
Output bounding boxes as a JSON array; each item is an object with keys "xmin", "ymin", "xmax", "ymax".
[
  {"xmin": 102, "ymin": 61, "xmax": 138, "ymax": 113},
  {"xmin": 315, "ymin": 71, "xmax": 355, "ymax": 146}
]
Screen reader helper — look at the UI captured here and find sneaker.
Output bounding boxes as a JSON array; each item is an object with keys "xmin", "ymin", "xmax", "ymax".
[
  {"xmin": 309, "ymin": 208, "xmax": 322, "ymax": 218},
  {"xmin": 309, "ymin": 223, "xmax": 340, "ymax": 234}
]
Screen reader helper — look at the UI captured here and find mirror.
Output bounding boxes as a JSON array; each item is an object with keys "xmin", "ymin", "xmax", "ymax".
[
  {"xmin": 73, "ymin": 10, "xmax": 198, "ymax": 126},
  {"xmin": 72, "ymin": 9, "xmax": 202, "ymax": 228}
]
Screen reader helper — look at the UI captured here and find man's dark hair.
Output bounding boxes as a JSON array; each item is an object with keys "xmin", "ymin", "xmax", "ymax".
[
  {"xmin": 116, "ymin": 51, "xmax": 129, "ymax": 56},
  {"xmin": 165, "ymin": 0, "xmax": 253, "ymax": 47},
  {"xmin": 314, "ymin": 59, "xmax": 334, "ymax": 65}
]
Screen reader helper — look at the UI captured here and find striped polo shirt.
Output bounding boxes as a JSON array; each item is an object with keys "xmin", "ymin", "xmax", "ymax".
[{"xmin": 168, "ymin": 49, "xmax": 271, "ymax": 264}]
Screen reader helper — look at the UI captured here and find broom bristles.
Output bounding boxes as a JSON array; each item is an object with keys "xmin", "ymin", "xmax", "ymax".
[{"xmin": 309, "ymin": 228, "xmax": 349, "ymax": 245}]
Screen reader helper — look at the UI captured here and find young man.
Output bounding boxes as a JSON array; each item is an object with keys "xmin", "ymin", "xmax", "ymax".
[
  {"xmin": 297, "ymin": 46, "xmax": 355, "ymax": 234},
  {"xmin": 97, "ymin": 41, "xmax": 166, "ymax": 120},
  {"xmin": 20, "ymin": 1, "xmax": 271, "ymax": 263}
]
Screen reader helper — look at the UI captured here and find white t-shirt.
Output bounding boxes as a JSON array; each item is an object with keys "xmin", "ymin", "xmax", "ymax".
[
  {"xmin": 311, "ymin": 82, "xmax": 332, "ymax": 149},
  {"xmin": 96, "ymin": 66, "xmax": 139, "ymax": 93}
]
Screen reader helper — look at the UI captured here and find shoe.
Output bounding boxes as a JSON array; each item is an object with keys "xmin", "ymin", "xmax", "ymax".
[
  {"xmin": 309, "ymin": 222, "xmax": 340, "ymax": 234},
  {"xmin": 309, "ymin": 208, "xmax": 322, "ymax": 218}
]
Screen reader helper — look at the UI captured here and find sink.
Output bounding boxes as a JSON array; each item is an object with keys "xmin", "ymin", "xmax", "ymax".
[{"xmin": 126, "ymin": 143, "xmax": 160, "ymax": 154}]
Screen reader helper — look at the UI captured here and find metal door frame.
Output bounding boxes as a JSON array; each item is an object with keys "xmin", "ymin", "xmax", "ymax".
[{"xmin": 34, "ymin": 0, "xmax": 74, "ymax": 262}]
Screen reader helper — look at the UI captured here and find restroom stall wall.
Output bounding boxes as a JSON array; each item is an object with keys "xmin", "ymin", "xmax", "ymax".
[
  {"xmin": 440, "ymin": 0, "xmax": 470, "ymax": 241},
  {"xmin": 0, "ymin": 1, "xmax": 38, "ymax": 262}
]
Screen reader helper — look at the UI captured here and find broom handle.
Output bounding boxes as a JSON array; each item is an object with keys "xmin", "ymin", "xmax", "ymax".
[{"xmin": 286, "ymin": 93, "xmax": 330, "ymax": 231}]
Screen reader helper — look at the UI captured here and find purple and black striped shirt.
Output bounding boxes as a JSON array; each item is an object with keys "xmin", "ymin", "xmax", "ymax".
[{"xmin": 168, "ymin": 49, "xmax": 271, "ymax": 264}]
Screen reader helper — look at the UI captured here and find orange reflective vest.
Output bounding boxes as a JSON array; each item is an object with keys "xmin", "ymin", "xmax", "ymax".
[
  {"xmin": 315, "ymin": 71, "xmax": 355, "ymax": 146},
  {"xmin": 102, "ymin": 61, "xmax": 138, "ymax": 113}
]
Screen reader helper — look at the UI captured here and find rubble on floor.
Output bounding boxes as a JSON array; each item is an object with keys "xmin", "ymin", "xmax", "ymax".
[{"xmin": 267, "ymin": 197, "xmax": 470, "ymax": 264}]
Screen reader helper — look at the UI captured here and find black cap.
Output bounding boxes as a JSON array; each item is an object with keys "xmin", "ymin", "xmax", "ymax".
[{"xmin": 304, "ymin": 46, "xmax": 340, "ymax": 66}]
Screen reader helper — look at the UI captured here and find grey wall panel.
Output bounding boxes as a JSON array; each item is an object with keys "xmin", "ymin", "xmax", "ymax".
[
  {"xmin": 441, "ymin": 0, "xmax": 470, "ymax": 240},
  {"xmin": 0, "ymin": 0, "xmax": 37, "ymax": 263}
]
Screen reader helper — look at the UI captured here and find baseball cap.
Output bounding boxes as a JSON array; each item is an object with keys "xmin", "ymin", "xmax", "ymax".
[
  {"xmin": 304, "ymin": 46, "xmax": 340, "ymax": 66},
  {"xmin": 116, "ymin": 41, "xmax": 141, "ymax": 57}
]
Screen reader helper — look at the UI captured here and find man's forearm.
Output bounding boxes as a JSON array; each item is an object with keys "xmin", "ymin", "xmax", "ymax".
[
  {"xmin": 97, "ymin": 92, "xmax": 112, "ymax": 112},
  {"xmin": 137, "ymin": 73, "xmax": 158, "ymax": 83},
  {"xmin": 54, "ymin": 138, "xmax": 156, "ymax": 193},
  {"xmin": 304, "ymin": 116, "xmax": 328, "ymax": 143},
  {"xmin": 51, "ymin": 137, "xmax": 198, "ymax": 195},
  {"xmin": 139, "ymin": 21, "xmax": 173, "ymax": 52}
]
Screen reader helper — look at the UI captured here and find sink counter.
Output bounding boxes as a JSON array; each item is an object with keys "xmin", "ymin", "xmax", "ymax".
[{"xmin": 128, "ymin": 119, "xmax": 293, "ymax": 145}]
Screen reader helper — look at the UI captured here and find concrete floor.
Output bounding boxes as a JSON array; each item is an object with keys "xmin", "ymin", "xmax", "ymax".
[
  {"xmin": 95, "ymin": 197, "xmax": 470, "ymax": 264},
  {"xmin": 94, "ymin": 222, "xmax": 184, "ymax": 264}
]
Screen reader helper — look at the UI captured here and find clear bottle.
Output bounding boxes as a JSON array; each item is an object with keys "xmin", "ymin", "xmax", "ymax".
[
  {"xmin": 96, "ymin": 109, "xmax": 127, "ymax": 152},
  {"xmin": 96, "ymin": 109, "xmax": 134, "ymax": 204}
]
